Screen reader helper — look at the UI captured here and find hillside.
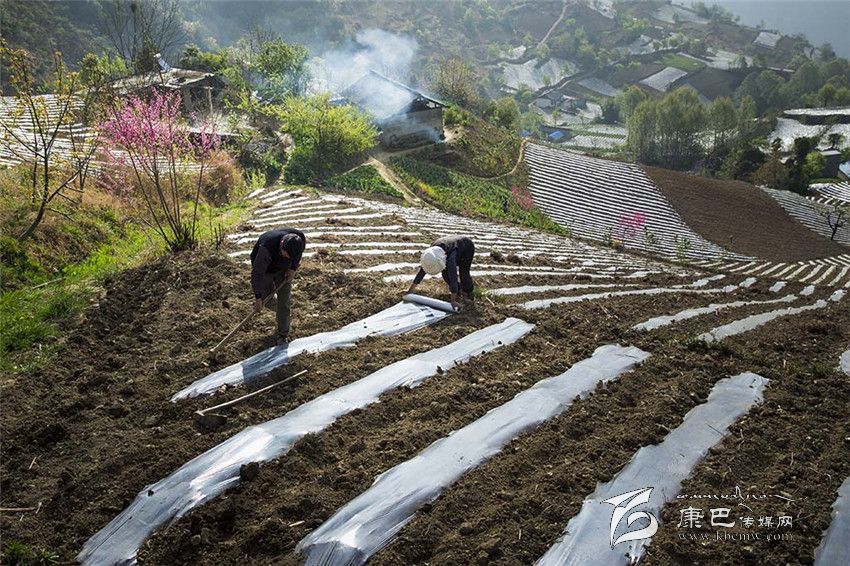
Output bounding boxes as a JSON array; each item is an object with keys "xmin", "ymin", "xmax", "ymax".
[
  {"xmin": 4, "ymin": 2, "xmax": 850, "ymax": 565},
  {"xmin": 3, "ymin": 185, "xmax": 850, "ymax": 566}
]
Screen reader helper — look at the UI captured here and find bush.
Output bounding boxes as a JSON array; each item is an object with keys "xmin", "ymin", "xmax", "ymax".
[
  {"xmin": 201, "ymin": 150, "xmax": 246, "ymax": 206},
  {"xmin": 444, "ymin": 105, "xmax": 471, "ymax": 127},
  {"xmin": 282, "ymin": 94, "xmax": 378, "ymax": 180},
  {"xmin": 283, "ymin": 145, "xmax": 319, "ymax": 185}
]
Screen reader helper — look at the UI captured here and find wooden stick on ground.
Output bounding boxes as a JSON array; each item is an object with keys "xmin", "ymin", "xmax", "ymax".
[
  {"xmin": 196, "ymin": 369, "xmax": 308, "ymax": 416},
  {"xmin": 0, "ymin": 502, "xmax": 41, "ymax": 513}
]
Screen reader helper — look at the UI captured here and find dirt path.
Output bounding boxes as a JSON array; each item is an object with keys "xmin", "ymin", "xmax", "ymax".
[
  {"xmin": 537, "ymin": 0, "xmax": 569, "ymax": 48},
  {"xmin": 480, "ymin": 138, "xmax": 528, "ymax": 181},
  {"xmin": 367, "ymin": 156, "xmax": 429, "ymax": 207}
]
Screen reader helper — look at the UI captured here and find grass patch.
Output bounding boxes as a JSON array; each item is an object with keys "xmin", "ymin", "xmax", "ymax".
[
  {"xmin": 416, "ymin": 117, "xmax": 521, "ymax": 178},
  {"xmin": 657, "ymin": 53, "xmax": 705, "ymax": 73},
  {"xmin": 389, "ymin": 156, "xmax": 567, "ymax": 235},
  {"xmin": 0, "ymin": 200, "xmax": 250, "ymax": 373},
  {"xmin": 1, "ymin": 540, "xmax": 59, "ymax": 565},
  {"xmin": 328, "ymin": 165, "xmax": 404, "ymax": 199}
]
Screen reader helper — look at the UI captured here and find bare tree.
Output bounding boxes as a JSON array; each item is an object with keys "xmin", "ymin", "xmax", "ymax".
[
  {"xmin": 0, "ymin": 47, "xmax": 98, "ymax": 241},
  {"xmin": 818, "ymin": 200, "xmax": 850, "ymax": 241},
  {"xmin": 97, "ymin": 0, "xmax": 186, "ymax": 72}
]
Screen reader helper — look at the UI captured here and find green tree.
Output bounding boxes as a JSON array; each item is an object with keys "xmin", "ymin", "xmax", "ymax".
[
  {"xmin": 601, "ymin": 98, "xmax": 620, "ymax": 124},
  {"xmin": 281, "ymin": 94, "xmax": 377, "ymax": 182},
  {"xmin": 617, "ymin": 85, "xmax": 648, "ymax": 122},
  {"xmin": 735, "ymin": 95, "xmax": 757, "ymax": 146},
  {"xmin": 433, "ymin": 58, "xmax": 478, "ymax": 108},
  {"xmin": 492, "ymin": 97, "xmax": 520, "ymax": 129},
  {"xmin": 803, "ymin": 151, "xmax": 826, "ymax": 180},
  {"xmin": 252, "ymin": 39, "xmax": 310, "ymax": 102},
  {"xmin": 178, "ymin": 44, "xmax": 230, "ymax": 73},
  {"xmin": 708, "ymin": 97, "xmax": 737, "ymax": 150}
]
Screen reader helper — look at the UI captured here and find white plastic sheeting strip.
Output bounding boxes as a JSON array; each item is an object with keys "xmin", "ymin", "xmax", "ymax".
[
  {"xmin": 521, "ymin": 287, "xmax": 717, "ymax": 310},
  {"xmin": 769, "ymin": 281, "xmax": 787, "ymax": 293},
  {"xmin": 347, "ymin": 263, "xmax": 573, "ymax": 274},
  {"xmin": 297, "ymin": 344, "xmax": 651, "ymax": 566},
  {"xmin": 840, "ymin": 349, "xmax": 850, "ymax": 376},
  {"xmin": 488, "ymin": 283, "xmax": 638, "ymax": 296},
  {"xmin": 815, "ymin": 476, "xmax": 850, "ymax": 566},
  {"xmin": 632, "ymin": 295, "xmax": 798, "ymax": 331},
  {"xmin": 382, "ymin": 269, "xmax": 576, "ymax": 283},
  {"xmin": 683, "ymin": 274, "xmax": 725, "ymax": 288},
  {"xmin": 251, "ymin": 212, "xmax": 390, "ymax": 226},
  {"xmin": 77, "ymin": 318, "xmax": 533, "ymax": 566},
  {"xmin": 172, "ymin": 300, "xmax": 453, "ymax": 400},
  {"xmin": 698, "ymin": 300, "xmax": 829, "ymax": 343},
  {"xmin": 536, "ymin": 372, "xmax": 768, "ymax": 566}
]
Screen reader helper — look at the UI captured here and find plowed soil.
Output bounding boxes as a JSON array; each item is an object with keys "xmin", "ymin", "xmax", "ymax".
[
  {"xmin": 2, "ymin": 242, "xmax": 849, "ymax": 566},
  {"xmin": 644, "ymin": 165, "xmax": 848, "ymax": 261}
]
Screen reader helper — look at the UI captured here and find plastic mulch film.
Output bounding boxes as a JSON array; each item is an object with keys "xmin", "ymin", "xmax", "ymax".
[
  {"xmin": 815, "ymin": 476, "xmax": 850, "ymax": 565},
  {"xmin": 841, "ymin": 349, "xmax": 850, "ymax": 377},
  {"xmin": 536, "ymin": 372, "xmax": 768, "ymax": 566},
  {"xmin": 76, "ymin": 317, "xmax": 533, "ymax": 566},
  {"xmin": 632, "ymin": 295, "xmax": 798, "ymax": 331},
  {"xmin": 402, "ymin": 293, "xmax": 459, "ymax": 313},
  {"xmin": 488, "ymin": 283, "xmax": 638, "ymax": 296},
  {"xmin": 172, "ymin": 299, "xmax": 453, "ymax": 400},
  {"xmin": 521, "ymin": 287, "xmax": 718, "ymax": 310},
  {"xmin": 296, "ymin": 344, "xmax": 651, "ymax": 566},
  {"xmin": 698, "ymin": 300, "xmax": 829, "ymax": 343}
]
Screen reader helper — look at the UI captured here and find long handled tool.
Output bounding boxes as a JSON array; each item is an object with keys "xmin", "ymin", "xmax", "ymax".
[
  {"xmin": 194, "ymin": 369, "xmax": 308, "ymax": 430},
  {"xmin": 209, "ymin": 277, "xmax": 290, "ymax": 360}
]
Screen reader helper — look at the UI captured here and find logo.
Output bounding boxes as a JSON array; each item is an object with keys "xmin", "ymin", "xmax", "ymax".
[{"xmin": 603, "ymin": 487, "xmax": 659, "ymax": 548}]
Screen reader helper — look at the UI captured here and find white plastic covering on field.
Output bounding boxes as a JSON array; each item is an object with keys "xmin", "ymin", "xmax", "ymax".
[
  {"xmin": 840, "ymin": 349, "xmax": 850, "ymax": 376},
  {"xmin": 816, "ymin": 476, "xmax": 850, "ymax": 566},
  {"xmin": 297, "ymin": 344, "xmax": 651, "ymax": 566},
  {"xmin": 172, "ymin": 300, "xmax": 453, "ymax": 400},
  {"xmin": 770, "ymin": 281, "xmax": 787, "ymax": 293},
  {"xmin": 536, "ymin": 372, "xmax": 768, "ymax": 566},
  {"xmin": 78, "ymin": 318, "xmax": 533, "ymax": 566},
  {"xmin": 698, "ymin": 299, "xmax": 829, "ymax": 343},
  {"xmin": 521, "ymin": 287, "xmax": 717, "ymax": 310},
  {"xmin": 632, "ymin": 295, "xmax": 798, "ymax": 331},
  {"xmin": 488, "ymin": 283, "xmax": 638, "ymax": 296}
]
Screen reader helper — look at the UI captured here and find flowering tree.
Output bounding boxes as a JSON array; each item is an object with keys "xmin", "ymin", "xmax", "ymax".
[
  {"xmin": 0, "ymin": 46, "xmax": 99, "ymax": 242},
  {"xmin": 613, "ymin": 212, "xmax": 647, "ymax": 244},
  {"xmin": 99, "ymin": 91, "xmax": 219, "ymax": 251},
  {"xmin": 511, "ymin": 185, "xmax": 535, "ymax": 211}
]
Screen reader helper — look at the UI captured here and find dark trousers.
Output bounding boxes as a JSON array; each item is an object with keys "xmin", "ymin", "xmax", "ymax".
[
  {"xmin": 442, "ymin": 241, "xmax": 475, "ymax": 298},
  {"xmin": 261, "ymin": 273, "xmax": 292, "ymax": 338}
]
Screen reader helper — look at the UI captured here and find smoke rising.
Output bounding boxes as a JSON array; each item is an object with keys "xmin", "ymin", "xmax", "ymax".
[{"xmin": 310, "ymin": 28, "xmax": 418, "ymax": 93}]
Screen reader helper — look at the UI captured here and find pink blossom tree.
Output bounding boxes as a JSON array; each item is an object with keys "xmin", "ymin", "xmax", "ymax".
[
  {"xmin": 613, "ymin": 212, "xmax": 647, "ymax": 244},
  {"xmin": 511, "ymin": 185, "xmax": 535, "ymax": 211},
  {"xmin": 99, "ymin": 90, "xmax": 219, "ymax": 251}
]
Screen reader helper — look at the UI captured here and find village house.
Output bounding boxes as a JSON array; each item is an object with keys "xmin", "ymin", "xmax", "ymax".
[
  {"xmin": 340, "ymin": 71, "xmax": 446, "ymax": 149},
  {"xmin": 112, "ymin": 57, "xmax": 227, "ymax": 116}
]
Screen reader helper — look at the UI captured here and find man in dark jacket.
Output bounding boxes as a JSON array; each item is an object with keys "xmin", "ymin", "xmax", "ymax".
[
  {"xmin": 250, "ymin": 228, "xmax": 306, "ymax": 344},
  {"xmin": 406, "ymin": 236, "xmax": 475, "ymax": 310}
]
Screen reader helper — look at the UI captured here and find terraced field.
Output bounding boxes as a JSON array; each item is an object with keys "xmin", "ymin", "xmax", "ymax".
[
  {"xmin": 525, "ymin": 143, "xmax": 850, "ymax": 287},
  {"xmin": 4, "ymin": 183, "xmax": 849, "ymax": 566}
]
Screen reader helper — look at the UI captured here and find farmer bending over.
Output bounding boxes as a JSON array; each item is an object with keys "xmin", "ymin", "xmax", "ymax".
[
  {"xmin": 250, "ymin": 228, "xmax": 306, "ymax": 345},
  {"xmin": 407, "ymin": 236, "xmax": 475, "ymax": 310}
]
